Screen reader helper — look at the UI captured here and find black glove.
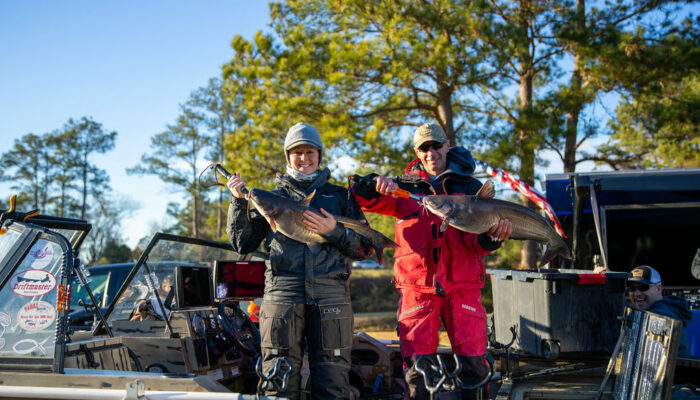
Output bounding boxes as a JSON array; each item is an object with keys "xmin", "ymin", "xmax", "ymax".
[{"xmin": 351, "ymin": 173, "xmax": 381, "ymax": 200}]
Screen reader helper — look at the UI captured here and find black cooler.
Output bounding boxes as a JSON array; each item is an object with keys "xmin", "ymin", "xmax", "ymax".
[{"xmin": 488, "ymin": 268, "xmax": 630, "ymax": 359}]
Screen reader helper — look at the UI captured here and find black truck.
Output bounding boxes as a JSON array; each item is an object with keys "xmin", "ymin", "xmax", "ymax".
[
  {"xmin": 544, "ymin": 167, "xmax": 700, "ymax": 308},
  {"xmin": 544, "ymin": 168, "xmax": 700, "ymax": 365}
]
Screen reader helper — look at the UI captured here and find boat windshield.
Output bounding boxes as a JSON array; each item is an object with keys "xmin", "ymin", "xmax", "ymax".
[
  {"xmin": 105, "ymin": 234, "xmax": 240, "ymax": 324},
  {"xmin": 0, "ymin": 228, "xmax": 66, "ymax": 363}
]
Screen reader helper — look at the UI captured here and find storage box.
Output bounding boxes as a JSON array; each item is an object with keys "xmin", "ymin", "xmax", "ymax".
[
  {"xmin": 64, "ymin": 337, "xmax": 133, "ymax": 371},
  {"xmin": 487, "ymin": 268, "xmax": 630, "ymax": 359}
]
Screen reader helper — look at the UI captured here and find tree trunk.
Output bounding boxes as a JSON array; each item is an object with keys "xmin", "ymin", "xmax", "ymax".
[
  {"xmin": 60, "ymin": 182, "xmax": 66, "ymax": 217},
  {"xmin": 32, "ymin": 163, "xmax": 39, "ymax": 210},
  {"xmin": 192, "ymin": 157, "xmax": 200, "ymax": 238},
  {"xmin": 81, "ymin": 152, "xmax": 88, "ymax": 220},
  {"xmin": 563, "ymin": 0, "xmax": 585, "ymax": 173},
  {"xmin": 518, "ymin": 150, "xmax": 539, "ymax": 268},
  {"xmin": 517, "ymin": 0, "xmax": 539, "ymax": 269},
  {"xmin": 437, "ymin": 89, "xmax": 455, "ymax": 144},
  {"xmin": 192, "ymin": 190, "xmax": 199, "ymax": 238},
  {"xmin": 40, "ymin": 158, "xmax": 51, "ymax": 212},
  {"xmin": 217, "ymin": 129, "xmax": 225, "ymax": 239},
  {"xmin": 217, "ymin": 190, "xmax": 223, "ymax": 240}
]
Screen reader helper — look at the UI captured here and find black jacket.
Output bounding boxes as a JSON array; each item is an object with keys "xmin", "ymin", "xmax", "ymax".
[{"xmin": 227, "ymin": 168, "xmax": 372, "ymax": 303}]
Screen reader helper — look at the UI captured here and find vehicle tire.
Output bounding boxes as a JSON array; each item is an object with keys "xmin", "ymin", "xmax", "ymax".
[
  {"xmin": 127, "ymin": 348, "xmax": 143, "ymax": 372},
  {"xmin": 145, "ymin": 363, "xmax": 167, "ymax": 373}
]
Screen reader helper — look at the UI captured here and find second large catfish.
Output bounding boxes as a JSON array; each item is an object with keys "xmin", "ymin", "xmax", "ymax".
[{"xmin": 422, "ymin": 181, "xmax": 570, "ymax": 267}]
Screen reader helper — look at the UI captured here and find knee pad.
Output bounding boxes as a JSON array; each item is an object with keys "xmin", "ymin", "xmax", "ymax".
[
  {"xmin": 457, "ymin": 355, "xmax": 489, "ymax": 400},
  {"xmin": 456, "ymin": 355, "xmax": 488, "ymax": 383}
]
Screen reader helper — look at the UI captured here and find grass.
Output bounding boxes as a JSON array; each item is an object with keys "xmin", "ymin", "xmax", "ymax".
[
  {"xmin": 350, "ymin": 267, "xmax": 395, "ymax": 280},
  {"xmin": 349, "ymin": 268, "xmax": 399, "ymax": 313}
]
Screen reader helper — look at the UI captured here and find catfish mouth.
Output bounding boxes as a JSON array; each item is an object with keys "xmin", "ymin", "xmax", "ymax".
[
  {"xmin": 247, "ymin": 189, "xmax": 278, "ymax": 231},
  {"xmin": 422, "ymin": 197, "xmax": 448, "ymax": 218},
  {"xmin": 248, "ymin": 189, "xmax": 274, "ymax": 216}
]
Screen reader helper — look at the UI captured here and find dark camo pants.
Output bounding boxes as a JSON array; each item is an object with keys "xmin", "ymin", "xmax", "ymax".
[{"xmin": 259, "ymin": 301, "xmax": 353, "ymax": 400}]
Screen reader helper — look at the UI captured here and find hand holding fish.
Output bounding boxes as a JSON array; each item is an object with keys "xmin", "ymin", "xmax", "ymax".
[
  {"xmin": 227, "ymin": 173, "xmax": 248, "ymax": 199},
  {"xmin": 374, "ymin": 176, "xmax": 398, "ymax": 196},
  {"xmin": 487, "ymin": 219, "xmax": 513, "ymax": 242},
  {"xmin": 303, "ymin": 208, "xmax": 337, "ymax": 236}
]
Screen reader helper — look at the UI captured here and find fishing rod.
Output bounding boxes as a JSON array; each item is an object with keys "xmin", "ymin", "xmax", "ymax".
[
  {"xmin": 349, "ymin": 174, "xmax": 424, "ymax": 204},
  {"xmin": 198, "ymin": 163, "xmax": 249, "ymax": 195}
]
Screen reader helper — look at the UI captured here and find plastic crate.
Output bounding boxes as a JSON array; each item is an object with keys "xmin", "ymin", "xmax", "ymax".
[{"xmin": 487, "ymin": 268, "xmax": 630, "ymax": 359}]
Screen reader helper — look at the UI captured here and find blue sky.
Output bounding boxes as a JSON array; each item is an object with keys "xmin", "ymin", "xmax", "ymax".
[
  {"xmin": 1, "ymin": 1, "xmax": 271, "ymax": 247},
  {"xmin": 1, "ymin": 1, "xmax": 626, "ymax": 249}
]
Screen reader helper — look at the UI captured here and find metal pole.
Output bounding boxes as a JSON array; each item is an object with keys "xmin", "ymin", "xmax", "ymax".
[
  {"xmin": 0, "ymin": 386, "xmax": 270, "ymax": 400},
  {"xmin": 589, "ymin": 180, "xmax": 608, "ymax": 270},
  {"xmin": 74, "ymin": 260, "xmax": 113, "ymax": 337}
]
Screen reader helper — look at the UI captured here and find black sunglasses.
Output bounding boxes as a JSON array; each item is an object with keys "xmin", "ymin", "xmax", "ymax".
[
  {"xmin": 417, "ymin": 142, "xmax": 444, "ymax": 152},
  {"xmin": 627, "ymin": 283, "xmax": 650, "ymax": 292}
]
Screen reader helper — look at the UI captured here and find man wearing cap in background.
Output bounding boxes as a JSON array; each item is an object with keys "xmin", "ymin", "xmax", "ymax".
[
  {"xmin": 227, "ymin": 122, "xmax": 373, "ymax": 399},
  {"xmin": 627, "ymin": 265, "xmax": 692, "ymax": 358},
  {"xmin": 352, "ymin": 122, "xmax": 513, "ymax": 400}
]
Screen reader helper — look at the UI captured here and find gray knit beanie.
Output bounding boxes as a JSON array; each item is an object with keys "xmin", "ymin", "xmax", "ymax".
[{"xmin": 284, "ymin": 123, "xmax": 323, "ymax": 165}]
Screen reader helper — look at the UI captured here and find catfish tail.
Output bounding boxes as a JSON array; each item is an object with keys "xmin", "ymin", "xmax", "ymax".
[
  {"xmin": 539, "ymin": 241, "xmax": 571, "ymax": 268},
  {"xmin": 336, "ymin": 216, "xmax": 398, "ymax": 265}
]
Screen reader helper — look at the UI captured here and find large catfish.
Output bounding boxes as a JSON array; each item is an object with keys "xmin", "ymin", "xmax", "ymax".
[
  {"xmin": 422, "ymin": 181, "xmax": 570, "ymax": 267},
  {"xmin": 247, "ymin": 188, "xmax": 398, "ymax": 264}
]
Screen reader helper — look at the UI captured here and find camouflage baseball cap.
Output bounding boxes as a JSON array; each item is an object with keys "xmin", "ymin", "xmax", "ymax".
[
  {"xmin": 628, "ymin": 265, "xmax": 662, "ymax": 286},
  {"xmin": 413, "ymin": 123, "xmax": 448, "ymax": 149}
]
